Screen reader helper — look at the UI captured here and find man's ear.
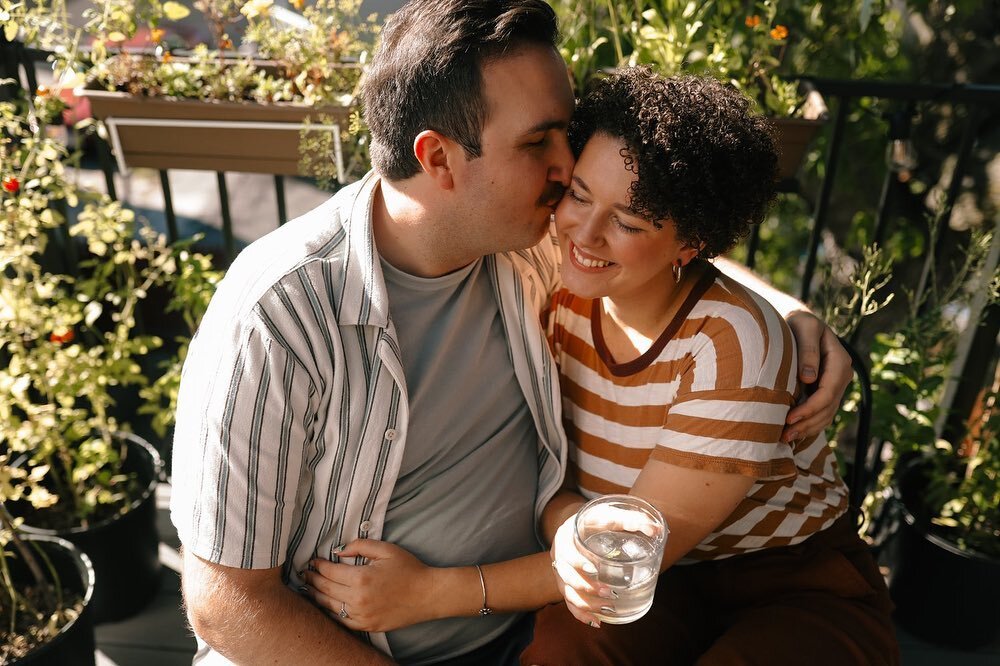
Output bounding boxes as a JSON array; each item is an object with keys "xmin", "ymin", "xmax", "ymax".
[{"xmin": 413, "ymin": 130, "xmax": 456, "ymax": 190}]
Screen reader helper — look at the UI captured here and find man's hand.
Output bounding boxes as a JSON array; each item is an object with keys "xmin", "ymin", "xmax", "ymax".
[{"xmin": 784, "ymin": 311, "xmax": 852, "ymax": 443}]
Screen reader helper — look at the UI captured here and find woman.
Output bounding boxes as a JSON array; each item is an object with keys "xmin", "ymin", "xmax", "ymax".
[{"xmin": 302, "ymin": 69, "xmax": 899, "ymax": 665}]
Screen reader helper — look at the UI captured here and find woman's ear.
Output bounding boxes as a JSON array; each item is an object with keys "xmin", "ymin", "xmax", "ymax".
[
  {"xmin": 413, "ymin": 130, "xmax": 455, "ymax": 190},
  {"xmin": 678, "ymin": 243, "xmax": 701, "ymax": 267}
]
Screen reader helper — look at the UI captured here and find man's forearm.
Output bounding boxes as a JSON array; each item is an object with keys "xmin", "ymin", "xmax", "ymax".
[
  {"xmin": 714, "ymin": 256, "xmax": 808, "ymax": 317},
  {"xmin": 184, "ymin": 554, "xmax": 393, "ymax": 665}
]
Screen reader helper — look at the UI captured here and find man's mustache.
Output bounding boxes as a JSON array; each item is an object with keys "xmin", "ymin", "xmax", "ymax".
[{"xmin": 539, "ymin": 183, "xmax": 566, "ymax": 208}]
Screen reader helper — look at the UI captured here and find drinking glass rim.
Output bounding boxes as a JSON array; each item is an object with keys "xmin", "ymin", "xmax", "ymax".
[{"xmin": 574, "ymin": 493, "xmax": 668, "ymax": 561}]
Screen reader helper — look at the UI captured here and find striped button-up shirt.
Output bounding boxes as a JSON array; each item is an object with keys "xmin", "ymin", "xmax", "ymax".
[{"xmin": 170, "ymin": 172, "xmax": 567, "ymax": 658}]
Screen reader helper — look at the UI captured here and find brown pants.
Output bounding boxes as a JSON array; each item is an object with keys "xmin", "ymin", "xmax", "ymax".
[{"xmin": 520, "ymin": 515, "xmax": 900, "ymax": 666}]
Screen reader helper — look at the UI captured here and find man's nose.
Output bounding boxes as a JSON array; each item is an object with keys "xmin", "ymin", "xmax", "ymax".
[{"xmin": 548, "ymin": 136, "xmax": 574, "ymax": 186}]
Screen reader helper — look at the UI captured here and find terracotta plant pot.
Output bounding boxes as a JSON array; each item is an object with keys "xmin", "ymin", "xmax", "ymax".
[{"xmin": 770, "ymin": 88, "xmax": 828, "ymax": 181}]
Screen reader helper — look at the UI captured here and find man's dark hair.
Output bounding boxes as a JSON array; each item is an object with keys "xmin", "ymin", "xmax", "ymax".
[
  {"xmin": 360, "ymin": 0, "xmax": 559, "ymax": 181},
  {"xmin": 569, "ymin": 68, "xmax": 778, "ymax": 259}
]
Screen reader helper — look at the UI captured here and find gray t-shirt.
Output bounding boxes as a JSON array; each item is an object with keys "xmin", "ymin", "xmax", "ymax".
[{"xmin": 380, "ymin": 257, "xmax": 541, "ymax": 665}]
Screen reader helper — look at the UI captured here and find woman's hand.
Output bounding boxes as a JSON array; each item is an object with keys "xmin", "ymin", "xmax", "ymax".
[
  {"xmin": 301, "ymin": 540, "xmax": 440, "ymax": 633},
  {"xmin": 549, "ymin": 515, "xmax": 610, "ymax": 629}
]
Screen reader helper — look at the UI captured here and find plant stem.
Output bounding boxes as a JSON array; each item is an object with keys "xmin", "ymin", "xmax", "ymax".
[
  {"xmin": 0, "ymin": 505, "xmax": 47, "ymax": 590},
  {"xmin": 605, "ymin": 0, "xmax": 625, "ymax": 65}
]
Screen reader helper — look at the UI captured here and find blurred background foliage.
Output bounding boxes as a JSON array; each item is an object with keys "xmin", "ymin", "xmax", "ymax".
[
  {"xmin": 548, "ymin": 0, "xmax": 1000, "ymax": 484},
  {"xmin": 549, "ymin": 0, "xmax": 998, "ymax": 305}
]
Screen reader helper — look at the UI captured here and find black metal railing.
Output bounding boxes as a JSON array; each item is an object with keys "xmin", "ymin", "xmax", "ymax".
[{"xmin": 5, "ymin": 35, "xmax": 999, "ymax": 430}]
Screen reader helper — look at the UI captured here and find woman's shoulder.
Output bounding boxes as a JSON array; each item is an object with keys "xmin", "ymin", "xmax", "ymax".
[{"xmin": 683, "ymin": 268, "xmax": 797, "ymax": 392}]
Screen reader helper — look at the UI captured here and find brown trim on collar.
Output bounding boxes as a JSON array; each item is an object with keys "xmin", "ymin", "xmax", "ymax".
[{"xmin": 592, "ymin": 264, "xmax": 719, "ymax": 377}]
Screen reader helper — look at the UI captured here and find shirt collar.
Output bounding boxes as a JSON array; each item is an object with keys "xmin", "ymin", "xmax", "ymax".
[{"xmin": 337, "ymin": 171, "xmax": 391, "ymax": 328}]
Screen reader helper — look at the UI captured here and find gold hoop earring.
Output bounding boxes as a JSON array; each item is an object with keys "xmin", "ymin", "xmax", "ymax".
[{"xmin": 672, "ymin": 262, "xmax": 683, "ymax": 284}]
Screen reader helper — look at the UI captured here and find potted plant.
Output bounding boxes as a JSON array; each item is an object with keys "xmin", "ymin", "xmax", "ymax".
[
  {"xmin": 886, "ymin": 408, "xmax": 1000, "ymax": 650},
  {"xmin": 550, "ymin": 0, "xmax": 828, "ymax": 180},
  {"xmin": 1, "ymin": 460, "xmax": 96, "ymax": 665},
  {"xmin": 0, "ymin": 88, "xmax": 205, "ymax": 623},
  {"xmin": 818, "ymin": 225, "xmax": 1000, "ymax": 649},
  {"xmin": 13, "ymin": 0, "xmax": 379, "ymax": 179},
  {"xmin": 875, "ymin": 245, "xmax": 1000, "ymax": 649}
]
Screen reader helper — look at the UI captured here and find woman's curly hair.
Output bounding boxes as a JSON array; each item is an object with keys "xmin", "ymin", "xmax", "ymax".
[{"xmin": 568, "ymin": 68, "xmax": 778, "ymax": 259}]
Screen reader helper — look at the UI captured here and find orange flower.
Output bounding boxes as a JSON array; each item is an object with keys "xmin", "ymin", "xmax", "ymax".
[
  {"xmin": 35, "ymin": 84, "xmax": 49, "ymax": 97},
  {"xmin": 770, "ymin": 25, "xmax": 789, "ymax": 40},
  {"xmin": 1, "ymin": 176, "xmax": 18, "ymax": 193},
  {"xmin": 290, "ymin": 0, "xmax": 305, "ymax": 8},
  {"xmin": 745, "ymin": 15, "xmax": 761, "ymax": 28},
  {"xmin": 161, "ymin": 51, "xmax": 174, "ymax": 63},
  {"xmin": 151, "ymin": 28, "xmax": 166, "ymax": 42},
  {"xmin": 50, "ymin": 329, "xmax": 75, "ymax": 345},
  {"xmin": 219, "ymin": 37, "xmax": 234, "ymax": 50}
]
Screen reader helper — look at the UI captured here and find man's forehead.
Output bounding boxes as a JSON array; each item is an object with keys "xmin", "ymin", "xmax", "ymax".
[{"xmin": 480, "ymin": 47, "xmax": 574, "ymax": 130}]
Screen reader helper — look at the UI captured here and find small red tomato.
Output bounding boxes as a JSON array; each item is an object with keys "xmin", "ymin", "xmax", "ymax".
[{"xmin": 49, "ymin": 329, "xmax": 75, "ymax": 344}]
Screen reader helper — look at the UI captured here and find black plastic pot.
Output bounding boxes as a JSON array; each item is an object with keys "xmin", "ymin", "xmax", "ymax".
[
  {"xmin": 13, "ymin": 535, "xmax": 96, "ymax": 666},
  {"xmin": 22, "ymin": 432, "xmax": 164, "ymax": 624},
  {"xmin": 884, "ymin": 460, "xmax": 1000, "ymax": 650}
]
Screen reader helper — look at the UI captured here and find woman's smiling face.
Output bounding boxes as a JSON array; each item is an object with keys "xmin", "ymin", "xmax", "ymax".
[{"xmin": 555, "ymin": 132, "xmax": 696, "ymax": 305}]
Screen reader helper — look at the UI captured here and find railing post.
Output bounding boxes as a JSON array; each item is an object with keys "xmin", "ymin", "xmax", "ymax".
[
  {"xmin": 800, "ymin": 95, "xmax": 851, "ymax": 302},
  {"xmin": 217, "ymin": 172, "xmax": 235, "ymax": 262},
  {"xmin": 159, "ymin": 170, "xmax": 179, "ymax": 243}
]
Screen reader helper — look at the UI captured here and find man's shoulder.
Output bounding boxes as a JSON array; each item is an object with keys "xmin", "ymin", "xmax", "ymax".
[{"xmin": 207, "ymin": 180, "xmax": 372, "ymax": 327}]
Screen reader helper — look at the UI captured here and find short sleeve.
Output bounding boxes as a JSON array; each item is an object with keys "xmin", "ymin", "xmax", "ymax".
[
  {"xmin": 648, "ymin": 290, "xmax": 798, "ymax": 481},
  {"xmin": 649, "ymin": 386, "xmax": 796, "ymax": 480},
  {"xmin": 170, "ymin": 310, "xmax": 316, "ymax": 569}
]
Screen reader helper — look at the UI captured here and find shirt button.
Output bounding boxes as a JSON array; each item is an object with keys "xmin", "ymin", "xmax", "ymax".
[
  {"xmin": 384, "ymin": 428, "xmax": 397, "ymax": 440},
  {"xmin": 359, "ymin": 520, "xmax": 372, "ymax": 533}
]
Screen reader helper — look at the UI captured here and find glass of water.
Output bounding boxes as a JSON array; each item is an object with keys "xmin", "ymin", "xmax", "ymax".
[{"xmin": 573, "ymin": 494, "xmax": 668, "ymax": 624}]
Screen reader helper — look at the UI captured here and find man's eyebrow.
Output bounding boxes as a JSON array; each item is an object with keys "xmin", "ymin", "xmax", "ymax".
[
  {"xmin": 573, "ymin": 175, "xmax": 640, "ymax": 217},
  {"xmin": 522, "ymin": 119, "xmax": 568, "ymax": 135}
]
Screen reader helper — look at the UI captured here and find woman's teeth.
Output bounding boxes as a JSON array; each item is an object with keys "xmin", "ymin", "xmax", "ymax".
[{"xmin": 573, "ymin": 245, "xmax": 612, "ymax": 268}]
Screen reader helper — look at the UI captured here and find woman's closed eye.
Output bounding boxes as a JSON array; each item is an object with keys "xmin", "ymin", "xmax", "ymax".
[{"xmin": 613, "ymin": 215, "xmax": 641, "ymax": 234}]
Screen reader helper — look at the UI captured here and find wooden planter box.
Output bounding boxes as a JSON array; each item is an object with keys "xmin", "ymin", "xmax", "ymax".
[{"xmin": 81, "ymin": 89, "xmax": 352, "ymax": 176}]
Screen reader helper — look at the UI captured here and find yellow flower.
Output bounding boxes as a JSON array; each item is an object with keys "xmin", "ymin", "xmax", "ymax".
[
  {"xmin": 290, "ymin": 0, "xmax": 306, "ymax": 9},
  {"xmin": 150, "ymin": 28, "xmax": 165, "ymax": 43},
  {"xmin": 240, "ymin": 0, "xmax": 273, "ymax": 20},
  {"xmin": 745, "ymin": 15, "xmax": 761, "ymax": 28},
  {"xmin": 770, "ymin": 25, "xmax": 789, "ymax": 40},
  {"xmin": 161, "ymin": 51, "xmax": 174, "ymax": 63}
]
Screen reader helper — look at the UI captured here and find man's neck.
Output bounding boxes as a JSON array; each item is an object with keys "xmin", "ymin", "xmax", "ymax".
[{"xmin": 373, "ymin": 179, "xmax": 479, "ymax": 278}]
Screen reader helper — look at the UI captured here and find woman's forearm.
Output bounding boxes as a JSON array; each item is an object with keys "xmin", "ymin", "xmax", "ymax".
[
  {"xmin": 430, "ymin": 551, "xmax": 563, "ymax": 618},
  {"xmin": 427, "ymin": 489, "xmax": 588, "ymax": 619}
]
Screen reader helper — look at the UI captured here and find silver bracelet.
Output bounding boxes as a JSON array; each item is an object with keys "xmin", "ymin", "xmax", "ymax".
[{"xmin": 474, "ymin": 564, "xmax": 493, "ymax": 616}]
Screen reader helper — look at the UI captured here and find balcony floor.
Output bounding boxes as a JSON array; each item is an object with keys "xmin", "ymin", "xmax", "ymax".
[{"xmin": 89, "ymin": 484, "xmax": 1000, "ymax": 665}]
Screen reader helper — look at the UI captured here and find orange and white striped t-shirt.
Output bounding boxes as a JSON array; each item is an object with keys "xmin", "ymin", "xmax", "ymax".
[{"xmin": 548, "ymin": 264, "xmax": 848, "ymax": 561}]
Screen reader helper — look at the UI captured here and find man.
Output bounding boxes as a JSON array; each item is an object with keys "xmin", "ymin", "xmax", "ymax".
[{"xmin": 171, "ymin": 1, "xmax": 850, "ymax": 664}]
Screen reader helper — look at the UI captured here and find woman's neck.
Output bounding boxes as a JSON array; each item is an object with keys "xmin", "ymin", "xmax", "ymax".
[{"xmin": 599, "ymin": 260, "xmax": 706, "ymax": 359}]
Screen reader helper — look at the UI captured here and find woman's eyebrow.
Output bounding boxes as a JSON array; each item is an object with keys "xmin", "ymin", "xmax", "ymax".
[{"xmin": 573, "ymin": 176, "xmax": 639, "ymax": 216}]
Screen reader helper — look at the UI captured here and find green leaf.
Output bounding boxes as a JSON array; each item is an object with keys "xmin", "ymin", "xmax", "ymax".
[
  {"xmin": 859, "ymin": 0, "xmax": 874, "ymax": 32},
  {"xmin": 162, "ymin": 1, "xmax": 191, "ymax": 21},
  {"xmin": 3, "ymin": 19, "xmax": 18, "ymax": 42}
]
